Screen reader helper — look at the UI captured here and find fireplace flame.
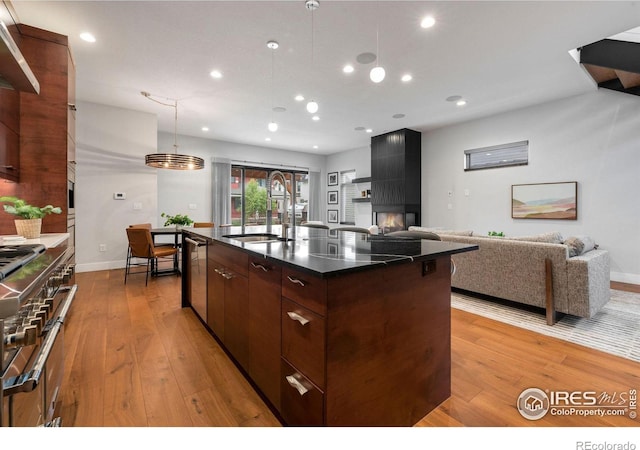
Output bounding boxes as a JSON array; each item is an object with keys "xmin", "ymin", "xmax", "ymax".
[{"xmin": 377, "ymin": 213, "xmax": 404, "ymax": 231}]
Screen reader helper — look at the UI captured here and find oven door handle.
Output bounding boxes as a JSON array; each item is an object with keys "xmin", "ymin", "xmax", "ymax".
[{"xmin": 2, "ymin": 284, "xmax": 78, "ymax": 397}]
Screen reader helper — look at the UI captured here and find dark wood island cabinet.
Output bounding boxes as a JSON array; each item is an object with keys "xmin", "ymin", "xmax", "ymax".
[{"xmin": 182, "ymin": 227, "xmax": 477, "ymax": 426}]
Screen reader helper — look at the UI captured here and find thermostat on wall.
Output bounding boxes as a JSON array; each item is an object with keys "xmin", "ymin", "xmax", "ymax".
[{"xmin": 114, "ymin": 192, "xmax": 126, "ymax": 200}]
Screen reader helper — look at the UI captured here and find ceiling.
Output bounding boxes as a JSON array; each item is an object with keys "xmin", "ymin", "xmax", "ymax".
[{"xmin": 6, "ymin": 1, "xmax": 640, "ymax": 155}]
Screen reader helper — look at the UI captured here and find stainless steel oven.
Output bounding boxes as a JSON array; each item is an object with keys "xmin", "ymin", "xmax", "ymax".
[{"xmin": 1, "ymin": 244, "xmax": 76, "ymax": 427}]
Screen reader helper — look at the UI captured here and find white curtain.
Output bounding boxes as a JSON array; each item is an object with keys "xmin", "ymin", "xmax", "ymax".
[
  {"xmin": 308, "ymin": 171, "xmax": 321, "ymax": 221},
  {"xmin": 211, "ymin": 158, "xmax": 231, "ymax": 227}
]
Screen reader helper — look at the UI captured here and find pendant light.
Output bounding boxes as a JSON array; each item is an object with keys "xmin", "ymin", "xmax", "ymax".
[
  {"xmin": 370, "ymin": 1, "xmax": 385, "ymax": 83},
  {"xmin": 305, "ymin": 0, "xmax": 319, "ymax": 114},
  {"xmin": 143, "ymin": 91, "xmax": 204, "ymax": 170},
  {"xmin": 267, "ymin": 40, "xmax": 279, "ymax": 132}
]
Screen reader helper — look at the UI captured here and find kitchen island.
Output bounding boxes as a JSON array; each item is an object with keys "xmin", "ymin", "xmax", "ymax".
[{"xmin": 181, "ymin": 226, "xmax": 477, "ymax": 426}]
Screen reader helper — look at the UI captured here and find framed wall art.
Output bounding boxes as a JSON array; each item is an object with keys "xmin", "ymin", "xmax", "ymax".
[
  {"xmin": 328, "ymin": 172, "xmax": 338, "ymax": 186},
  {"xmin": 511, "ymin": 181, "xmax": 577, "ymax": 220},
  {"xmin": 327, "ymin": 209, "xmax": 339, "ymax": 223},
  {"xmin": 328, "ymin": 190, "xmax": 338, "ymax": 204}
]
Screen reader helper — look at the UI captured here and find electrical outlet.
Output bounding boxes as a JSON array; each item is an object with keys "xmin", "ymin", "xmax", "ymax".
[{"xmin": 99, "ymin": 244, "xmax": 106, "ymax": 252}]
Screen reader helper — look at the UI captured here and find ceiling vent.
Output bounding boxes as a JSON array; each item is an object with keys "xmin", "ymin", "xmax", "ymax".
[{"xmin": 580, "ymin": 39, "xmax": 640, "ymax": 96}]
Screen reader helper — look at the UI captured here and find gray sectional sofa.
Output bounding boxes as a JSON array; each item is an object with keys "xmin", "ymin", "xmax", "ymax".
[{"xmin": 408, "ymin": 227, "xmax": 611, "ymax": 324}]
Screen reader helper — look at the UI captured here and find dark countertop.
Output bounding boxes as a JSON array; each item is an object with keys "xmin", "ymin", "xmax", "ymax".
[{"xmin": 184, "ymin": 225, "xmax": 478, "ymax": 278}]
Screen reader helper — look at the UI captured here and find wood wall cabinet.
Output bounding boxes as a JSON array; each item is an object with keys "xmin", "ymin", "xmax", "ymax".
[
  {"xmin": 0, "ymin": 24, "xmax": 74, "ymax": 236},
  {"xmin": 0, "ymin": 89, "xmax": 20, "ymax": 182}
]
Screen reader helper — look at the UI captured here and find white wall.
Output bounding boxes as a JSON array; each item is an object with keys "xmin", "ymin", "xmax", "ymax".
[
  {"xmin": 325, "ymin": 145, "xmax": 372, "ymax": 228},
  {"xmin": 75, "ymin": 101, "xmax": 158, "ymax": 272},
  {"xmin": 421, "ymin": 89, "xmax": 640, "ymax": 284}
]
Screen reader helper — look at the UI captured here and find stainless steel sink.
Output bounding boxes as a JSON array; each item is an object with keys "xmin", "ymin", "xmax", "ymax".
[{"xmin": 222, "ymin": 233, "xmax": 279, "ymax": 242}]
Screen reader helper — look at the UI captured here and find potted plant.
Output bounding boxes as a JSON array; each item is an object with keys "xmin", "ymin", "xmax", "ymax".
[
  {"xmin": 0, "ymin": 196, "xmax": 62, "ymax": 239},
  {"xmin": 161, "ymin": 212, "xmax": 193, "ymax": 229}
]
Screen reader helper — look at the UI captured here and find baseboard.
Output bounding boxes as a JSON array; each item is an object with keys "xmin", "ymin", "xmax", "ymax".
[
  {"xmin": 610, "ymin": 271, "xmax": 640, "ymax": 285},
  {"xmin": 76, "ymin": 260, "xmax": 125, "ymax": 273}
]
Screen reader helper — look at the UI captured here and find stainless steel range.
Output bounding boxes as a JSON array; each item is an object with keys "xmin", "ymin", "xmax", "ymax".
[{"xmin": 0, "ymin": 243, "xmax": 76, "ymax": 427}]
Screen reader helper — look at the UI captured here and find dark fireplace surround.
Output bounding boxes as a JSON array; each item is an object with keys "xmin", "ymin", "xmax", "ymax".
[{"xmin": 371, "ymin": 128, "xmax": 421, "ymax": 232}]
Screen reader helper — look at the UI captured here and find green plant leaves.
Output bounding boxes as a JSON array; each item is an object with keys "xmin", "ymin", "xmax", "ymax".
[{"xmin": 0, "ymin": 196, "xmax": 62, "ymax": 219}]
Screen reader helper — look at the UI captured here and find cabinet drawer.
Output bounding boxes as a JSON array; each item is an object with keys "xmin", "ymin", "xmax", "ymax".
[
  {"xmin": 281, "ymin": 298, "xmax": 326, "ymax": 388},
  {"xmin": 281, "ymin": 267, "xmax": 326, "ymax": 316},
  {"xmin": 280, "ymin": 359, "xmax": 324, "ymax": 426}
]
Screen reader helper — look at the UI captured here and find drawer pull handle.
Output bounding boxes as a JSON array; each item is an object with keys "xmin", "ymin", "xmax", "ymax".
[
  {"xmin": 287, "ymin": 311, "xmax": 309, "ymax": 326},
  {"xmin": 287, "ymin": 276, "xmax": 305, "ymax": 287},
  {"xmin": 214, "ymin": 268, "xmax": 233, "ymax": 279},
  {"xmin": 250, "ymin": 262, "xmax": 269, "ymax": 272},
  {"xmin": 285, "ymin": 375, "xmax": 309, "ymax": 396}
]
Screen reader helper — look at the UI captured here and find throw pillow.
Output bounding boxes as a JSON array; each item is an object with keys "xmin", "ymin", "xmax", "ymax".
[{"xmin": 564, "ymin": 235, "xmax": 597, "ymax": 257}]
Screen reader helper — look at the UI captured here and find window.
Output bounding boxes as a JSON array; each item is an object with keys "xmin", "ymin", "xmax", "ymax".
[
  {"xmin": 464, "ymin": 140, "xmax": 528, "ymax": 171},
  {"xmin": 230, "ymin": 165, "xmax": 310, "ymax": 227},
  {"xmin": 340, "ymin": 170, "xmax": 356, "ymax": 224}
]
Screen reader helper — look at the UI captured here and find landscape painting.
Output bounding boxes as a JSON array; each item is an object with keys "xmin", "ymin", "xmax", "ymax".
[{"xmin": 512, "ymin": 182, "xmax": 577, "ymax": 220}]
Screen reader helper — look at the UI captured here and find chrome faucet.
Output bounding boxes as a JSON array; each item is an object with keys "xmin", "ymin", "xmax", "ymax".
[{"xmin": 267, "ymin": 170, "xmax": 290, "ymax": 239}]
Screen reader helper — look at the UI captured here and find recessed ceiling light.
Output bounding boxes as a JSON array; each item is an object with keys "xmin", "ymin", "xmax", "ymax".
[
  {"xmin": 354, "ymin": 127, "xmax": 365, "ymax": 131},
  {"xmin": 365, "ymin": 128, "xmax": 373, "ymax": 133},
  {"xmin": 272, "ymin": 106, "xmax": 287, "ymax": 113},
  {"xmin": 401, "ymin": 74, "xmax": 412, "ymax": 82},
  {"xmin": 446, "ymin": 95, "xmax": 462, "ymax": 102},
  {"xmin": 265, "ymin": 137, "xmax": 271, "ymax": 141},
  {"xmin": 210, "ymin": 70, "xmax": 223, "ymax": 79},
  {"xmin": 421, "ymin": 16, "xmax": 436, "ymax": 29},
  {"xmin": 313, "ymin": 145, "xmax": 318, "ymax": 149},
  {"xmin": 456, "ymin": 100, "xmax": 467, "ymax": 107},
  {"xmin": 295, "ymin": 95, "xmax": 305, "ymax": 102},
  {"xmin": 201, "ymin": 127, "xmax": 209, "ymax": 132},
  {"xmin": 80, "ymin": 32, "xmax": 96, "ymax": 43},
  {"xmin": 392, "ymin": 114, "xmax": 405, "ymax": 119},
  {"xmin": 343, "ymin": 64, "xmax": 354, "ymax": 74},
  {"xmin": 312, "ymin": 115, "xmax": 320, "ymax": 121}
]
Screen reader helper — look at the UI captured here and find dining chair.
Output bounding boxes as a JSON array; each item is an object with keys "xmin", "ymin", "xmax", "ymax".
[
  {"xmin": 194, "ymin": 222, "xmax": 214, "ymax": 228},
  {"xmin": 300, "ymin": 222, "xmax": 330, "ymax": 229},
  {"xmin": 125, "ymin": 227, "xmax": 178, "ymax": 285},
  {"xmin": 129, "ymin": 223, "xmax": 174, "ymax": 247},
  {"xmin": 129, "ymin": 223, "xmax": 152, "ymax": 229},
  {"xmin": 385, "ymin": 230, "xmax": 442, "ymax": 240},
  {"xmin": 334, "ymin": 226, "xmax": 371, "ymax": 234},
  {"xmin": 385, "ymin": 230, "xmax": 456, "ymax": 274}
]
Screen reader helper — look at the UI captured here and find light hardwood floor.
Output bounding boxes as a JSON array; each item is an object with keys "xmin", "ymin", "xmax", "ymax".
[{"xmin": 59, "ymin": 270, "xmax": 640, "ymax": 427}]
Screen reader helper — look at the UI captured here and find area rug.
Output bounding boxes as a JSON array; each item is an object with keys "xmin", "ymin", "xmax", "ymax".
[{"xmin": 451, "ymin": 289, "xmax": 640, "ymax": 363}]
